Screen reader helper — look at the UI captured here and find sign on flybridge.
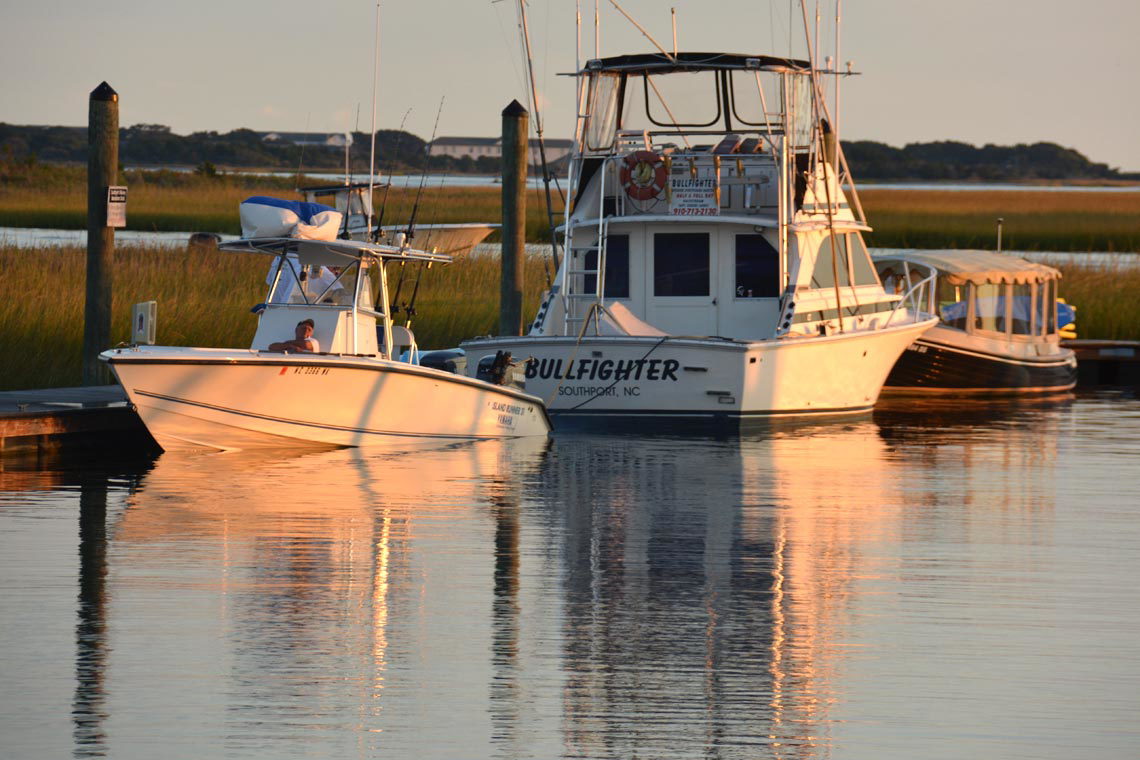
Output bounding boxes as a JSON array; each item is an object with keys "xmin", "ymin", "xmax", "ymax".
[{"xmin": 669, "ymin": 177, "xmax": 718, "ymax": 216}]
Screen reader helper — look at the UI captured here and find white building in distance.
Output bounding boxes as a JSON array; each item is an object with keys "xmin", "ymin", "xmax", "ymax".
[{"xmin": 429, "ymin": 136, "xmax": 573, "ymax": 165}]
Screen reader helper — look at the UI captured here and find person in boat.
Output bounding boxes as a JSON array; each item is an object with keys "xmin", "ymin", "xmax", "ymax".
[{"xmin": 267, "ymin": 319, "xmax": 319, "ymax": 353}]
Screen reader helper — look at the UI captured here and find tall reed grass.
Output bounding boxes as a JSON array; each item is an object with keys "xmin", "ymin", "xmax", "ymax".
[
  {"xmin": 860, "ymin": 189, "xmax": 1140, "ymax": 252},
  {"xmin": 1056, "ymin": 263, "xmax": 1140, "ymax": 341},
  {"xmin": 0, "ymin": 242, "xmax": 551, "ymax": 391}
]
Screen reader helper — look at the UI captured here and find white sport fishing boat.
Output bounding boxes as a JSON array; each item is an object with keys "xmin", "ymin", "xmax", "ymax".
[
  {"xmin": 462, "ymin": 50, "xmax": 937, "ymax": 426},
  {"xmin": 102, "ymin": 220, "xmax": 550, "ymax": 451}
]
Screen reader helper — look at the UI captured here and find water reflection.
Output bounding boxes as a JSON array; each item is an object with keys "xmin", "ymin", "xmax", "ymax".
[
  {"xmin": 73, "ymin": 476, "xmax": 109, "ymax": 758},
  {"xmin": 5, "ymin": 393, "xmax": 1133, "ymax": 759}
]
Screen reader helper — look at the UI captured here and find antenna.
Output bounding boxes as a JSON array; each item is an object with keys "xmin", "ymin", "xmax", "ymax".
[
  {"xmin": 671, "ymin": 7, "xmax": 677, "ymax": 57},
  {"xmin": 594, "ymin": 0, "xmax": 600, "ymax": 58},
  {"xmin": 367, "ymin": 1, "xmax": 380, "ymax": 239},
  {"xmin": 835, "ymin": 0, "xmax": 842, "ymax": 144}
]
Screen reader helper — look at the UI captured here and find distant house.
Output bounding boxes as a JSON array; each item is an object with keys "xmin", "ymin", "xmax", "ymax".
[
  {"xmin": 260, "ymin": 132, "xmax": 353, "ymax": 148},
  {"xmin": 429, "ymin": 136, "xmax": 574, "ymax": 164}
]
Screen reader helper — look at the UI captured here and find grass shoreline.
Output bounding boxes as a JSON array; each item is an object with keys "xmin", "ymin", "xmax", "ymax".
[
  {"xmin": 1, "ymin": 241, "xmax": 1135, "ymax": 392},
  {"xmin": 2, "ymin": 162, "xmax": 1139, "ymax": 252}
]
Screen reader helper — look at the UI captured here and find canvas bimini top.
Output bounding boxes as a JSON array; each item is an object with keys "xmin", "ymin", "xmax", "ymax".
[
  {"xmin": 877, "ymin": 250, "xmax": 1061, "ymax": 286},
  {"xmin": 579, "ymin": 51, "xmax": 811, "ymax": 75}
]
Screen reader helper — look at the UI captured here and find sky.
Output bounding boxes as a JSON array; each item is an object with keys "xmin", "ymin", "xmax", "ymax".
[{"xmin": 3, "ymin": 0, "xmax": 1139, "ymax": 171}]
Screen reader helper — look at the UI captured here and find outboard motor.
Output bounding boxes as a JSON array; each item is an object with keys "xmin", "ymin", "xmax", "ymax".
[{"xmin": 476, "ymin": 351, "xmax": 513, "ymax": 385}]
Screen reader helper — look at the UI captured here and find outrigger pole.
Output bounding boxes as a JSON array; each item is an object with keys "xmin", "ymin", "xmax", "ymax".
[
  {"xmin": 516, "ymin": 0, "xmax": 562, "ymax": 284},
  {"xmin": 367, "ymin": 1, "xmax": 380, "ymax": 240}
]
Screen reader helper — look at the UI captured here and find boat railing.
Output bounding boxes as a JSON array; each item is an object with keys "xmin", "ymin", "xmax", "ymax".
[{"xmin": 883, "ymin": 268, "xmax": 937, "ymax": 328}]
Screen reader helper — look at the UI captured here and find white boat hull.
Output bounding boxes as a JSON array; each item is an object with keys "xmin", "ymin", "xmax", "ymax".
[
  {"xmin": 102, "ymin": 347, "xmax": 550, "ymax": 451},
  {"xmin": 464, "ymin": 319, "xmax": 935, "ymax": 424}
]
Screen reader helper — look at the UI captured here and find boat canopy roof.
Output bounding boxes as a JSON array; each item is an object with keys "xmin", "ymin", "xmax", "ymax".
[
  {"xmin": 580, "ymin": 51, "xmax": 809, "ymax": 75},
  {"xmin": 874, "ymin": 249, "xmax": 1060, "ymax": 285},
  {"xmin": 219, "ymin": 237, "xmax": 453, "ymax": 267}
]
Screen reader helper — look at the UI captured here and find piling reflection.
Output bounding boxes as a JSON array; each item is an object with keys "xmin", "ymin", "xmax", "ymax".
[{"xmin": 73, "ymin": 474, "xmax": 109, "ymax": 758}]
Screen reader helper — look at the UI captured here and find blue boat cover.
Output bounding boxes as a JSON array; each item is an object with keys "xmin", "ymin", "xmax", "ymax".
[{"xmin": 242, "ymin": 196, "xmax": 336, "ymax": 224}]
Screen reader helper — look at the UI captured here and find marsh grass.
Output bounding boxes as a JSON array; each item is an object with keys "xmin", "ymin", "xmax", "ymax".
[
  {"xmin": 0, "ymin": 242, "xmax": 551, "ymax": 390},
  {"xmin": 860, "ymin": 189, "xmax": 1140, "ymax": 252},
  {"xmin": 1056, "ymin": 263, "xmax": 1140, "ymax": 341},
  {"xmin": 0, "ymin": 161, "xmax": 563, "ymax": 240}
]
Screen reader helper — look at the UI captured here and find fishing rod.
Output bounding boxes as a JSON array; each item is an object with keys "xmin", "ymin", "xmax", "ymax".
[
  {"xmin": 374, "ymin": 107, "xmax": 413, "ymax": 240},
  {"xmin": 406, "ymin": 96, "xmax": 444, "ymax": 243}
]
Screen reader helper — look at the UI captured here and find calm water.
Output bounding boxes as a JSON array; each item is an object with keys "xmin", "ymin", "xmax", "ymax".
[{"xmin": 2, "ymin": 392, "xmax": 1139, "ymax": 759}]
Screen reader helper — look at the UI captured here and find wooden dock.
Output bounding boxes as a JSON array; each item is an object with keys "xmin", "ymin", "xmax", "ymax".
[
  {"xmin": 1063, "ymin": 340, "xmax": 1140, "ymax": 387},
  {"xmin": 0, "ymin": 385, "xmax": 154, "ymax": 457}
]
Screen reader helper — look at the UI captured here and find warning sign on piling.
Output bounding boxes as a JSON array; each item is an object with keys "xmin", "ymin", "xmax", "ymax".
[
  {"xmin": 106, "ymin": 186, "xmax": 127, "ymax": 228},
  {"xmin": 669, "ymin": 178, "xmax": 719, "ymax": 216}
]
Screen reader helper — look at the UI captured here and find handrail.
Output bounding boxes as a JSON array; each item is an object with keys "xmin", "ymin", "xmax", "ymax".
[{"xmin": 883, "ymin": 268, "xmax": 937, "ymax": 328}]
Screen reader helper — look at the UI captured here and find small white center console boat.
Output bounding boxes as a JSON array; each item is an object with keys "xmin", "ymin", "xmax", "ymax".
[{"xmin": 102, "ymin": 234, "xmax": 550, "ymax": 451}]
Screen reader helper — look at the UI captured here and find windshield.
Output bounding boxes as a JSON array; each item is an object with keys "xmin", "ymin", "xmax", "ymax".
[{"xmin": 266, "ymin": 255, "xmax": 357, "ymax": 306}]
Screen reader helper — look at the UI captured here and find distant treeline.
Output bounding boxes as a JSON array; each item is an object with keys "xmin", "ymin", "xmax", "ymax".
[
  {"xmin": 0, "ymin": 123, "xmax": 496, "ymax": 175},
  {"xmin": 0, "ymin": 122, "xmax": 1135, "ymax": 181},
  {"xmin": 843, "ymin": 140, "xmax": 1137, "ymax": 182}
]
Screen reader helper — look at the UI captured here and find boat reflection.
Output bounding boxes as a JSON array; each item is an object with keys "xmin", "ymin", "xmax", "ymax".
[{"xmin": 536, "ymin": 399, "xmax": 1067, "ymax": 757}]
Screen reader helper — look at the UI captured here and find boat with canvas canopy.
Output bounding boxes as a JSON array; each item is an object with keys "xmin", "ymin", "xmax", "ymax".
[
  {"xmin": 461, "ymin": 48, "xmax": 938, "ymax": 426},
  {"xmin": 298, "ymin": 181, "xmax": 498, "ymax": 256},
  {"xmin": 872, "ymin": 249, "xmax": 1077, "ymax": 394},
  {"xmin": 101, "ymin": 220, "xmax": 550, "ymax": 451}
]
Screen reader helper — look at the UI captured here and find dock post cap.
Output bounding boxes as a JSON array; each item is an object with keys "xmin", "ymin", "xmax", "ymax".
[
  {"xmin": 502, "ymin": 100, "xmax": 528, "ymax": 118},
  {"xmin": 90, "ymin": 82, "xmax": 118, "ymax": 102}
]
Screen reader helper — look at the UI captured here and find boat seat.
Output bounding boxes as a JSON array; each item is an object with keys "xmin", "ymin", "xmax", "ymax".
[
  {"xmin": 713, "ymin": 135, "xmax": 744, "ymax": 154},
  {"xmin": 739, "ymin": 138, "xmax": 762, "ymax": 154}
]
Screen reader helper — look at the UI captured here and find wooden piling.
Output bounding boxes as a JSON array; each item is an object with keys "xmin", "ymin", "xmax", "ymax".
[
  {"xmin": 500, "ymin": 100, "xmax": 528, "ymax": 337},
  {"xmin": 83, "ymin": 82, "xmax": 119, "ymax": 385}
]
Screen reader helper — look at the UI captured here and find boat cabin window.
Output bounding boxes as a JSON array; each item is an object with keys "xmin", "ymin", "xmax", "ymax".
[
  {"xmin": 937, "ymin": 278, "xmax": 967, "ymax": 329},
  {"xmin": 1010, "ymin": 283, "xmax": 1035, "ymax": 335},
  {"xmin": 654, "ymin": 233, "xmax": 709, "ymax": 296},
  {"xmin": 727, "ymin": 70, "xmax": 784, "ymax": 128},
  {"xmin": 735, "ymin": 234, "xmax": 779, "ymax": 297},
  {"xmin": 267, "ymin": 255, "xmax": 359, "ymax": 306},
  {"xmin": 811, "ymin": 233, "xmax": 850, "ymax": 289},
  {"xmin": 585, "ymin": 234, "xmax": 630, "ymax": 299},
  {"xmin": 847, "ymin": 234, "xmax": 880, "ymax": 287},
  {"xmin": 972, "ymin": 283, "xmax": 1007, "ymax": 334},
  {"xmin": 641, "ymin": 72, "xmax": 721, "ymax": 128},
  {"xmin": 1043, "ymin": 281, "xmax": 1057, "ymax": 336},
  {"xmin": 811, "ymin": 234, "xmax": 879, "ymax": 290},
  {"xmin": 585, "ymin": 73, "xmax": 622, "ymax": 151}
]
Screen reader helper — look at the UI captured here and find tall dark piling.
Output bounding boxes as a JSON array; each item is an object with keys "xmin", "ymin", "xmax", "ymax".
[
  {"xmin": 500, "ymin": 100, "xmax": 528, "ymax": 337},
  {"xmin": 83, "ymin": 82, "xmax": 119, "ymax": 385}
]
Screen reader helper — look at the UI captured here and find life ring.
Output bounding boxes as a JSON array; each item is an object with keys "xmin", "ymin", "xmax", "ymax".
[{"xmin": 619, "ymin": 150, "xmax": 667, "ymax": 202}]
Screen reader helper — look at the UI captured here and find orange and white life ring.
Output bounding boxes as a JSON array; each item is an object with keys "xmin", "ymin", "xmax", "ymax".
[{"xmin": 619, "ymin": 150, "xmax": 667, "ymax": 201}]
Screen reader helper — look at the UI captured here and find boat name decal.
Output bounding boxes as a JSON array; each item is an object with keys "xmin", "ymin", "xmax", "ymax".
[
  {"xmin": 525, "ymin": 358, "xmax": 680, "ymax": 382},
  {"xmin": 489, "ymin": 401, "xmax": 527, "ymax": 416},
  {"xmin": 291, "ymin": 366, "xmax": 331, "ymax": 375}
]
